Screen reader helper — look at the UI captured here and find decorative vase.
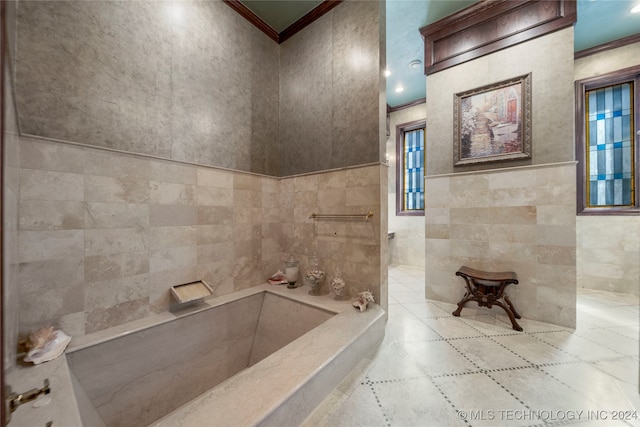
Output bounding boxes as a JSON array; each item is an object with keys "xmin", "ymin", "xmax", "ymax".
[
  {"xmin": 330, "ymin": 266, "xmax": 347, "ymax": 300},
  {"xmin": 305, "ymin": 253, "xmax": 325, "ymax": 295},
  {"xmin": 284, "ymin": 253, "xmax": 299, "ymax": 289}
]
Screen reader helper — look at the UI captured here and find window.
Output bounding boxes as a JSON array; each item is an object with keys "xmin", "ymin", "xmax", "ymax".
[
  {"xmin": 396, "ymin": 120, "xmax": 425, "ymax": 216},
  {"xmin": 576, "ymin": 66, "xmax": 639, "ymax": 214}
]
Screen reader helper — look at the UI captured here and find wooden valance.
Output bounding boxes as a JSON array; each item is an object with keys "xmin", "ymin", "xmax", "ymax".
[{"xmin": 420, "ymin": 0, "xmax": 576, "ymax": 75}]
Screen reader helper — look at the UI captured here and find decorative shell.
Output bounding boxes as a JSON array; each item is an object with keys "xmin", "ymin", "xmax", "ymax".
[
  {"xmin": 23, "ymin": 327, "xmax": 71, "ymax": 365},
  {"xmin": 352, "ymin": 290, "xmax": 375, "ymax": 312},
  {"xmin": 24, "ymin": 327, "xmax": 57, "ymax": 353}
]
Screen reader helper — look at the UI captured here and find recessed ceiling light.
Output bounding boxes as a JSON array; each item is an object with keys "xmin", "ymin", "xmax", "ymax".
[
  {"xmin": 408, "ymin": 59, "xmax": 422, "ymax": 69},
  {"xmin": 395, "ymin": 86, "xmax": 404, "ymax": 93},
  {"xmin": 384, "ymin": 69, "xmax": 391, "ymax": 77},
  {"xmin": 631, "ymin": 3, "xmax": 640, "ymax": 13}
]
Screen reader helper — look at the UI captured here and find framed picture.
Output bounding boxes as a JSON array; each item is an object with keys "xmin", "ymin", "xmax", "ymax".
[{"xmin": 453, "ymin": 73, "xmax": 531, "ymax": 166}]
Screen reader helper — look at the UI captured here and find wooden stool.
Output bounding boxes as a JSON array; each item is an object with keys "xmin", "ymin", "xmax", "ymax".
[{"xmin": 452, "ymin": 266, "xmax": 523, "ymax": 331}]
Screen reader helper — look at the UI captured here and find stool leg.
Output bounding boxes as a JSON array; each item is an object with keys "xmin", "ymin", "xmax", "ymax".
[
  {"xmin": 492, "ymin": 300, "xmax": 523, "ymax": 331},
  {"xmin": 504, "ymin": 294, "xmax": 522, "ymax": 319},
  {"xmin": 452, "ymin": 294, "xmax": 474, "ymax": 317}
]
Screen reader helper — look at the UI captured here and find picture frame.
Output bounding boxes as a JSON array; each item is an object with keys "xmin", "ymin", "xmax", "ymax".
[{"xmin": 453, "ymin": 73, "xmax": 531, "ymax": 166}]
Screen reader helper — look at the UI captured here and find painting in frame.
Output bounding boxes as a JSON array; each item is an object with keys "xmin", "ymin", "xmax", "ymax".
[{"xmin": 453, "ymin": 73, "xmax": 531, "ymax": 166}]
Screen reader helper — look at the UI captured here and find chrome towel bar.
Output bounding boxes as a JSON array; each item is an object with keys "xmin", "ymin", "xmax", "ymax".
[{"xmin": 308, "ymin": 211, "xmax": 373, "ymax": 221}]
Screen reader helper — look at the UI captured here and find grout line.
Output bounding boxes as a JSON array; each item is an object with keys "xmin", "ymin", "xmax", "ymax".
[
  {"xmin": 363, "ymin": 377, "xmax": 393, "ymax": 427},
  {"xmin": 430, "ymin": 376, "xmax": 474, "ymax": 427}
]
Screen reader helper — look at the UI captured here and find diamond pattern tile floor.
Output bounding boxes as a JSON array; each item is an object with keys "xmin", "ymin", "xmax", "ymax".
[{"xmin": 302, "ymin": 265, "xmax": 640, "ymax": 427}]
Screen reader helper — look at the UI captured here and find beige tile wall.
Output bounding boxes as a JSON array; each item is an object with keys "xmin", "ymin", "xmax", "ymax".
[
  {"xmin": 279, "ymin": 165, "xmax": 387, "ymax": 313},
  {"xmin": 17, "ymin": 137, "xmax": 278, "ymax": 336},
  {"xmin": 574, "ymin": 40, "xmax": 640, "ymax": 298},
  {"xmin": 425, "ymin": 162, "xmax": 577, "ymax": 328},
  {"xmin": 17, "ymin": 137, "xmax": 386, "ymax": 337},
  {"xmin": 386, "ymin": 103, "xmax": 426, "ymax": 267},
  {"xmin": 577, "ymin": 216, "xmax": 640, "ymax": 297}
]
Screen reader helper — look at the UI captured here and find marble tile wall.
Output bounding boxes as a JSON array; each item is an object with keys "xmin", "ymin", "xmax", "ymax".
[
  {"xmin": 279, "ymin": 0, "xmax": 383, "ymax": 175},
  {"xmin": 574, "ymin": 40, "xmax": 640, "ymax": 297},
  {"xmin": 13, "ymin": 0, "xmax": 387, "ymax": 339},
  {"xmin": 16, "ymin": 0, "xmax": 280, "ymax": 175},
  {"xmin": 424, "ymin": 28, "xmax": 577, "ymax": 328},
  {"xmin": 17, "ymin": 137, "xmax": 387, "ymax": 337},
  {"xmin": 17, "ymin": 137, "xmax": 282, "ymax": 337},
  {"xmin": 386, "ymin": 103, "xmax": 426, "ymax": 267},
  {"xmin": 16, "ymin": 0, "xmax": 384, "ymax": 178},
  {"xmin": 425, "ymin": 162, "xmax": 577, "ymax": 328},
  {"xmin": 279, "ymin": 165, "xmax": 387, "ymax": 313},
  {"xmin": 577, "ymin": 216, "xmax": 640, "ymax": 297}
]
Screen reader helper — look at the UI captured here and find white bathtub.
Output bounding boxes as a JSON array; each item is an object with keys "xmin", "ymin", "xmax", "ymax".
[{"xmin": 51, "ymin": 284, "xmax": 384, "ymax": 427}]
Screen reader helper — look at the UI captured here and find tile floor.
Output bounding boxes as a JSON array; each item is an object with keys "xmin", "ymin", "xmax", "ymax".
[{"xmin": 302, "ymin": 265, "xmax": 640, "ymax": 427}]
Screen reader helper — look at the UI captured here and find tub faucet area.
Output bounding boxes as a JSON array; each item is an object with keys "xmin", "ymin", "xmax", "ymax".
[{"xmin": 7, "ymin": 379, "xmax": 50, "ymax": 418}]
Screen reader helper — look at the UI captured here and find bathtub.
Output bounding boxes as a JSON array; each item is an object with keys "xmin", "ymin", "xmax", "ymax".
[{"xmin": 59, "ymin": 284, "xmax": 385, "ymax": 427}]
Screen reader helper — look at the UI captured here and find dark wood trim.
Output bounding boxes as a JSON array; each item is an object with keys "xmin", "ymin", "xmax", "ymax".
[
  {"xmin": 389, "ymin": 98, "xmax": 426, "ymax": 113},
  {"xmin": 279, "ymin": 1, "xmax": 343, "ymax": 44},
  {"xmin": 574, "ymin": 78, "xmax": 587, "ymax": 215},
  {"xmin": 575, "ymin": 65, "xmax": 640, "ymax": 215},
  {"xmin": 420, "ymin": 0, "xmax": 576, "ymax": 75},
  {"xmin": 224, "ymin": 0, "xmax": 342, "ymax": 44},
  {"xmin": 222, "ymin": 0, "xmax": 279, "ymax": 43},
  {"xmin": 574, "ymin": 33, "xmax": 640, "ymax": 60},
  {"xmin": 396, "ymin": 119, "xmax": 426, "ymax": 217},
  {"xmin": 0, "ymin": 0, "xmax": 5, "ymax": 424}
]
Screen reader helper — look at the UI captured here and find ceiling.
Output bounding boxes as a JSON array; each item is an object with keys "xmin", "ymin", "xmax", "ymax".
[{"xmin": 240, "ymin": 0, "xmax": 640, "ymax": 108}]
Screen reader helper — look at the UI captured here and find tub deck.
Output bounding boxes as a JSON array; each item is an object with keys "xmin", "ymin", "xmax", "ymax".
[{"xmin": 7, "ymin": 284, "xmax": 385, "ymax": 427}]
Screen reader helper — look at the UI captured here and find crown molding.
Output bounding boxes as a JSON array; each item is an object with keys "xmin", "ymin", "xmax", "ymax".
[
  {"xmin": 388, "ymin": 98, "xmax": 426, "ymax": 113},
  {"xmin": 224, "ymin": 0, "xmax": 342, "ymax": 44},
  {"xmin": 574, "ymin": 33, "xmax": 640, "ymax": 60}
]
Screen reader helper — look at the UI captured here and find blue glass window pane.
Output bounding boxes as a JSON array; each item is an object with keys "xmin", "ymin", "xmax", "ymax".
[
  {"xmin": 623, "ymin": 179, "xmax": 631, "ymax": 205},
  {"xmin": 585, "ymin": 82, "xmax": 634, "ymax": 207},
  {"xmin": 403, "ymin": 128, "xmax": 425, "ymax": 210},
  {"xmin": 589, "ymin": 181, "xmax": 598, "ymax": 206}
]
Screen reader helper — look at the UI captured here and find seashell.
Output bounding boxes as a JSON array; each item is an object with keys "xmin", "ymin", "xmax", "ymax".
[
  {"xmin": 352, "ymin": 290, "xmax": 375, "ymax": 312},
  {"xmin": 268, "ymin": 270, "xmax": 288, "ymax": 285},
  {"xmin": 24, "ymin": 326, "xmax": 57, "ymax": 353},
  {"xmin": 24, "ymin": 330, "xmax": 71, "ymax": 365}
]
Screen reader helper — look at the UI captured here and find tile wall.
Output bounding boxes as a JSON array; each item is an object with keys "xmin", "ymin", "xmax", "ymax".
[
  {"xmin": 279, "ymin": 165, "xmax": 387, "ymax": 313},
  {"xmin": 16, "ymin": 0, "xmax": 280, "ymax": 175},
  {"xmin": 17, "ymin": 137, "xmax": 274, "ymax": 336},
  {"xmin": 574, "ymin": 40, "xmax": 640, "ymax": 297},
  {"xmin": 423, "ymin": 28, "xmax": 577, "ymax": 328},
  {"xmin": 386, "ymin": 103, "xmax": 426, "ymax": 267},
  {"xmin": 16, "ymin": 0, "xmax": 385, "ymax": 178},
  {"xmin": 17, "ymin": 137, "xmax": 386, "ymax": 338},
  {"xmin": 577, "ymin": 216, "xmax": 640, "ymax": 297},
  {"xmin": 425, "ymin": 162, "xmax": 577, "ymax": 328},
  {"xmin": 279, "ymin": 0, "xmax": 384, "ymax": 174}
]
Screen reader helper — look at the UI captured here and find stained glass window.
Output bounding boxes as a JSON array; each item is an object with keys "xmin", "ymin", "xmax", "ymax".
[
  {"xmin": 585, "ymin": 82, "xmax": 635, "ymax": 207},
  {"xmin": 403, "ymin": 128, "xmax": 425, "ymax": 210}
]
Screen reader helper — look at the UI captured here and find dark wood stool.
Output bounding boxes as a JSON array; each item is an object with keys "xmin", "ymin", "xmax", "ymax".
[{"xmin": 452, "ymin": 266, "xmax": 523, "ymax": 331}]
